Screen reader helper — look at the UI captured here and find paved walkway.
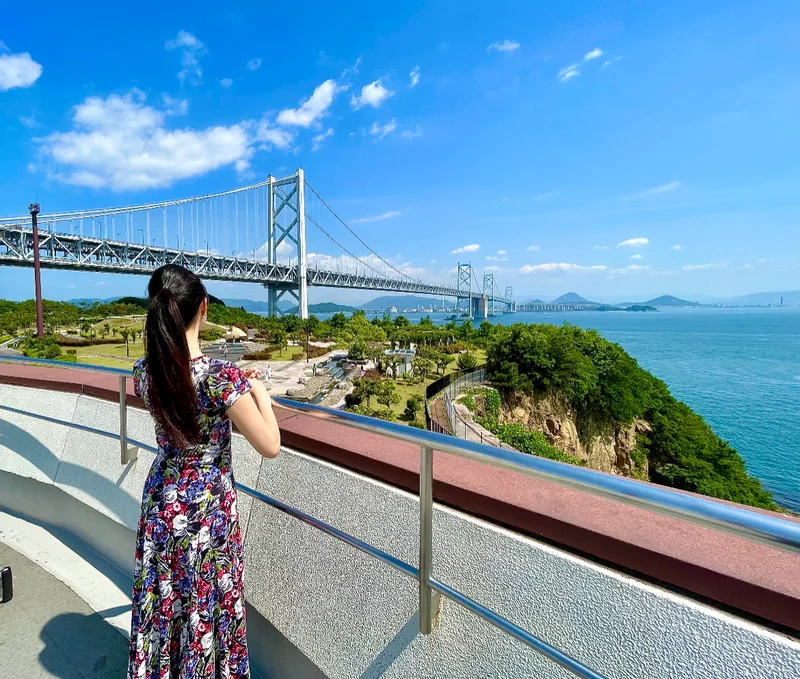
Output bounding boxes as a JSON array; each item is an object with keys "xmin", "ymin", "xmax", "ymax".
[{"xmin": 0, "ymin": 542, "xmax": 128, "ymax": 678}]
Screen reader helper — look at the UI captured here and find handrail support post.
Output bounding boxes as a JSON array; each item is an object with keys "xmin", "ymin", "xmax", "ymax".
[
  {"xmin": 119, "ymin": 375, "xmax": 138, "ymax": 464},
  {"xmin": 419, "ymin": 445, "xmax": 434, "ymax": 634}
]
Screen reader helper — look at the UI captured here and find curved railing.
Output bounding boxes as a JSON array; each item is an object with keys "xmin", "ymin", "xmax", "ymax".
[{"xmin": 2, "ymin": 354, "xmax": 800, "ymax": 679}]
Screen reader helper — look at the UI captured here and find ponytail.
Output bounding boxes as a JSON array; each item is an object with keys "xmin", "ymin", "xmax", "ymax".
[{"xmin": 144, "ymin": 265, "xmax": 207, "ymax": 448}]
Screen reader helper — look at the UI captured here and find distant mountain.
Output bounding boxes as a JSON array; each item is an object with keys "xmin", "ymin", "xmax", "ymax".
[
  {"xmin": 285, "ymin": 302, "xmax": 359, "ymax": 315},
  {"xmin": 641, "ymin": 295, "xmax": 701, "ymax": 307},
  {"xmin": 222, "ymin": 298, "xmax": 269, "ymax": 312},
  {"xmin": 552, "ymin": 292, "xmax": 597, "ymax": 305},
  {"xmin": 360, "ymin": 294, "xmax": 446, "ymax": 311},
  {"xmin": 719, "ymin": 290, "xmax": 800, "ymax": 307}
]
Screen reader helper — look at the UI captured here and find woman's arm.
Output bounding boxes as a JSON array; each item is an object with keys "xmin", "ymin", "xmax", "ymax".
[{"xmin": 228, "ymin": 380, "xmax": 281, "ymax": 459}]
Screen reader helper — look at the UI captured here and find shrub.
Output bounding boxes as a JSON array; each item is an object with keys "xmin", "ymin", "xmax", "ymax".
[
  {"xmin": 457, "ymin": 352, "xmax": 478, "ymax": 370},
  {"xmin": 495, "ymin": 424, "xmax": 585, "ymax": 466},
  {"xmin": 55, "ymin": 333, "xmax": 121, "ymax": 347},
  {"xmin": 200, "ymin": 327, "xmax": 225, "ymax": 341},
  {"xmin": 305, "ymin": 344, "xmax": 329, "ymax": 359}
]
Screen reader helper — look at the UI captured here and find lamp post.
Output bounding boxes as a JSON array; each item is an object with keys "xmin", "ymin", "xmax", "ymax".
[
  {"xmin": 305, "ymin": 321, "xmax": 310, "ymax": 363},
  {"xmin": 28, "ymin": 203, "xmax": 44, "ymax": 338}
]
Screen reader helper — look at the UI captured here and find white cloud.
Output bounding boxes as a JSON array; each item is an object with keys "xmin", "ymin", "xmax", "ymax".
[
  {"xmin": 584, "ymin": 48, "xmax": 603, "ymax": 61},
  {"xmin": 519, "ymin": 263, "xmax": 606, "ymax": 274},
  {"xmin": 277, "ymin": 79, "xmax": 341, "ymax": 127},
  {"xmin": 629, "ymin": 254, "xmax": 643, "ymax": 260},
  {"xmin": 341, "ymin": 58, "xmax": 361, "ymax": 79},
  {"xmin": 610, "ymin": 265, "xmax": 651, "ymax": 275},
  {"xmin": 350, "ymin": 211, "xmax": 402, "ymax": 224},
  {"xmin": 0, "ymin": 51, "xmax": 43, "ymax": 91},
  {"xmin": 369, "ymin": 119, "xmax": 397, "ymax": 140},
  {"xmin": 165, "ymin": 30, "xmax": 207, "ymax": 85},
  {"xmin": 682, "ymin": 263, "xmax": 727, "ymax": 272},
  {"xmin": 486, "ymin": 256, "xmax": 508, "ymax": 261},
  {"xmin": 627, "ymin": 180, "xmax": 681, "ymax": 199},
  {"xmin": 487, "ymin": 40, "xmax": 520, "ymax": 53},
  {"xmin": 220, "ymin": 78, "xmax": 233, "ymax": 88},
  {"xmin": 557, "ymin": 64, "xmax": 580, "ymax": 81},
  {"xmin": 430, "ymin": 259, "xmax": 437, "ymax": 264},
  {"xmin": 534, "ymin": 191, "xmax": 559, "ymax": 200},
  {"xmin": 527, "ymin": 245, "xmax": 540, "ymax": 251},
  {"xmin": 161, "ymin": 94, "xmax": 188, "ymax": 116},
  {"xmin": 593, "ymin": 245, "xmax": 608, "ymax": 250},
  {"xmin": 617, "ymin": 237, "xmax": 649, "ymax": 248},
  {"xmin": 742, "ymin": 264, "xmax": 754, "ymax": 270},
  {"xmin": 410, "ymin": 66, "xmax": 420, "ymax": 87},
  {"xmin": 497, "ymin": 249, "xmax": 507, "ymax": 255},
  {"xmin": 670, "ymin": 244, "xmax": 683, "ymax": 250},
  {"xmin": 351, "ymin": 78, "xmax": 394, "ymax": 109},
  {"xmin": 400, "ymin": 126, "xmax": 423, "ymax": 139},
  {"xmin": 0, "ymin": 41, "xmax": 7, "ymax": 52},
  {"xmin": 451, "ymin": 243, "xmax": 480, "ymax": 254},
  {"xmin": 255, "ymin": 119, "xmax": 295, "ymax": 150},
  {"xmin": 484, "ymin": 265, "xmax": 501, "ymax": 271},
  {"xmin": 311, "ymin": 127, "xmax": 334, "ymax": 152},
  {"xmin": 19, "ymin": 114, "xmax": 37, "ymax": 128},
  {"xmin": 36, "ymin": 90, "xmax": 252, "ymax": 191},
  {"xmin": 602, "ymin": 57, "xmax": 622, "ymax": 69},
  {"xmin": 246, "ymin": 58, "xmax": 262, "ymax": 71}
]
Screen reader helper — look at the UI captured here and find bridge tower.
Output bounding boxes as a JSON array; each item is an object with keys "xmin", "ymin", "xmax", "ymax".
[
  {"xmin": 266, "ymin": 169, "xmax": 309, "ymax": 318},
  {"xmin": 483, "ymin": 272, "xmax": 495, "ymax": 317},
  {"xmin": 456, "ymin": 263, "xmax": 472, "ymax": 319},
  {"xmin": 505, "ymin": 285, "xmax": 514, "ymax": 312}
]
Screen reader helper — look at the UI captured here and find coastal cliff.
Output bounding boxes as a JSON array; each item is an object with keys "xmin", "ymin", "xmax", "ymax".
[{"xmin": 499, "ymin": 391, "xmax": 651, "ymax": 478}]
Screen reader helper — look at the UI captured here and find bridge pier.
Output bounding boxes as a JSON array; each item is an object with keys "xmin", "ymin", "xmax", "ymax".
[{"xmin": 471, "ymin": 295, "xmax": 488, "ymax": 319}]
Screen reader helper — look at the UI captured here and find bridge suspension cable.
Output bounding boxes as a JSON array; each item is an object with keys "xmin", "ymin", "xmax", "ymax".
[
  {"xmin": 305, "ymin": 214, "xmax": 391, "ymax": 280},
  {"xmin": 304, "ymin": 180, "xmax": 412, "ymax": 282}
]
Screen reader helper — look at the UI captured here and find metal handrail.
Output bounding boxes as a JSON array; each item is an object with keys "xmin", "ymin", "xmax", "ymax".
[
  {"xmin": 3, "ymin": 354, "xmax": 800, "ymax": 677},
  {"xmin": 2, "ymin": 355, "xmax": 799, "ymax": 553}
]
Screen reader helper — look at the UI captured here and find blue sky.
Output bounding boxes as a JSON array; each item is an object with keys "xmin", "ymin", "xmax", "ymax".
[{"xmin": 2, "ymin": 1, "xmax": 800, "ymax": 304}]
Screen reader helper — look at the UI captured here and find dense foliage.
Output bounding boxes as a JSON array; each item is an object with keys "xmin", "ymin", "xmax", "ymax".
[{"xmin": 485, "ymin": 323, "xmax": 775, "ymax": 509}]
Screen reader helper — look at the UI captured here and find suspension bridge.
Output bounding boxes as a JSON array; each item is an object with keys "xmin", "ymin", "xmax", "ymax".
[{"xmin": 0, "ymin": 169, "xmax": 513, "ymax": 319}]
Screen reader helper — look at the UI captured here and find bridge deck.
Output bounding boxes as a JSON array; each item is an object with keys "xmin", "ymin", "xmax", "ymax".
[{"xmin": 0, "ymin": 541, "xmax": 129, "ymax": 678}]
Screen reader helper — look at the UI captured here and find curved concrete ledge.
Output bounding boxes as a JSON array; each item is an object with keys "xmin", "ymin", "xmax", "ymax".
[
  {"xmin": 1, "ymin": 366, "xmax": 800, "ymax": 679},
  {"xmin": 2, "ymin": 362, "xmax": 797, "ymax": 635}
]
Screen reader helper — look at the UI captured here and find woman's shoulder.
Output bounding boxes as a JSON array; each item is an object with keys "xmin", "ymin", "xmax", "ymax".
[
  {"xmin": 132, "ymin": 357, "xmax": 146, "ymax": 377},
  {"xmin": 199, "ymin": 357, "xmax": 245, "ymax": 380}
]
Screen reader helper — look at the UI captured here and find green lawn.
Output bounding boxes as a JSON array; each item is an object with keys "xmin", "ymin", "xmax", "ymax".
[{"xmin": 76, "ymin": 355, "xmax": 136, "ymax": 369}]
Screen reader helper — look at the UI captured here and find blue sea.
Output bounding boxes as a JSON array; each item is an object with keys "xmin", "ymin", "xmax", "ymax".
[{"xmin": 343, "ymin": 307, "xmax": 800, "ymax": 510}]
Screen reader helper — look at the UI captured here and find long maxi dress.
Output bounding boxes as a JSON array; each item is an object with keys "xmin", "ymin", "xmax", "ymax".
[{"xmin": 128, "ymin": 356, "xmax": 252, "ymax": 679}]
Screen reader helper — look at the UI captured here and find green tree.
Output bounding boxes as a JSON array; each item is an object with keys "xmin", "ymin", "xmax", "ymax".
[
  {"xmin": 103, "ymin": 323, "xmax": 110, "ymax": 338},
  {"xmin": 119, "ymin": 328, "xmax": 131, "ymax": 357},
  {"xmin": 375, "ymin": 381, "xmax": 400, "ymax": 410},
  {"xmin": 353, "ymin": 378, "xmax": 379, "ymax": 407},
  {"xmin": 403, "ymin": 395, "xmax": 423, "ymax": 421},
  {"xmin": 434, "ymin": 351, "xmax": 455, "ymax": 375},
  {"xmin": 411, "ymin": 356, "xmax": 435, "ymax": 382},
  {"xmin": 348, "ymin": 339, "xmax": 367, "ymax": 361},
  {"xmin": 272, "ymin": 328, "xmax": 287, "ymax": 355}
]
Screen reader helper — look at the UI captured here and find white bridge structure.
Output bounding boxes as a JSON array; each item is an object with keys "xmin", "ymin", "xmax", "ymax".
[{"xmin": 0, "ymin": 170, "xmax": 512, "ymax": 318}]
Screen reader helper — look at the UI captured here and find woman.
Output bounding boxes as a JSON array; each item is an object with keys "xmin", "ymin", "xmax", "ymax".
[{"xmin": 128, "ymin": 264, "xmax": 281, "ymax": 679}]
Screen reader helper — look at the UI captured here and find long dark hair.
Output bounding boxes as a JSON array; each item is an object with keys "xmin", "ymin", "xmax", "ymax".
[{"xmin": 145, "ymin": 264, "xmax": 207, "ymax": 448}]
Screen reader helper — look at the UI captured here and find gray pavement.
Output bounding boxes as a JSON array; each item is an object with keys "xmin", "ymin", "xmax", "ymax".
[{"xmin": 0, "ymin": 542, "xmax": 129, "ymax": 678}]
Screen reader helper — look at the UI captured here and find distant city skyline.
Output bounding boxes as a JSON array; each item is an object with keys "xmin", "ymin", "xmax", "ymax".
[{"xmin": 2, "ymin": 2, "xmax": 800, "ymax": 302}]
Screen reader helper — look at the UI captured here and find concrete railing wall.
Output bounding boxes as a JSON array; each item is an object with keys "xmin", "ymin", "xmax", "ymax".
[{"xmin": 1, "ymin": 382, "xmax": 799, "ymax": 679}]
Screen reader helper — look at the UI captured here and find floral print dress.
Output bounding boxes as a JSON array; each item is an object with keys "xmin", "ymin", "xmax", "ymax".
[{"xmin": 129, "ymin": 356, "xmax": 252, "ymax": 679}]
